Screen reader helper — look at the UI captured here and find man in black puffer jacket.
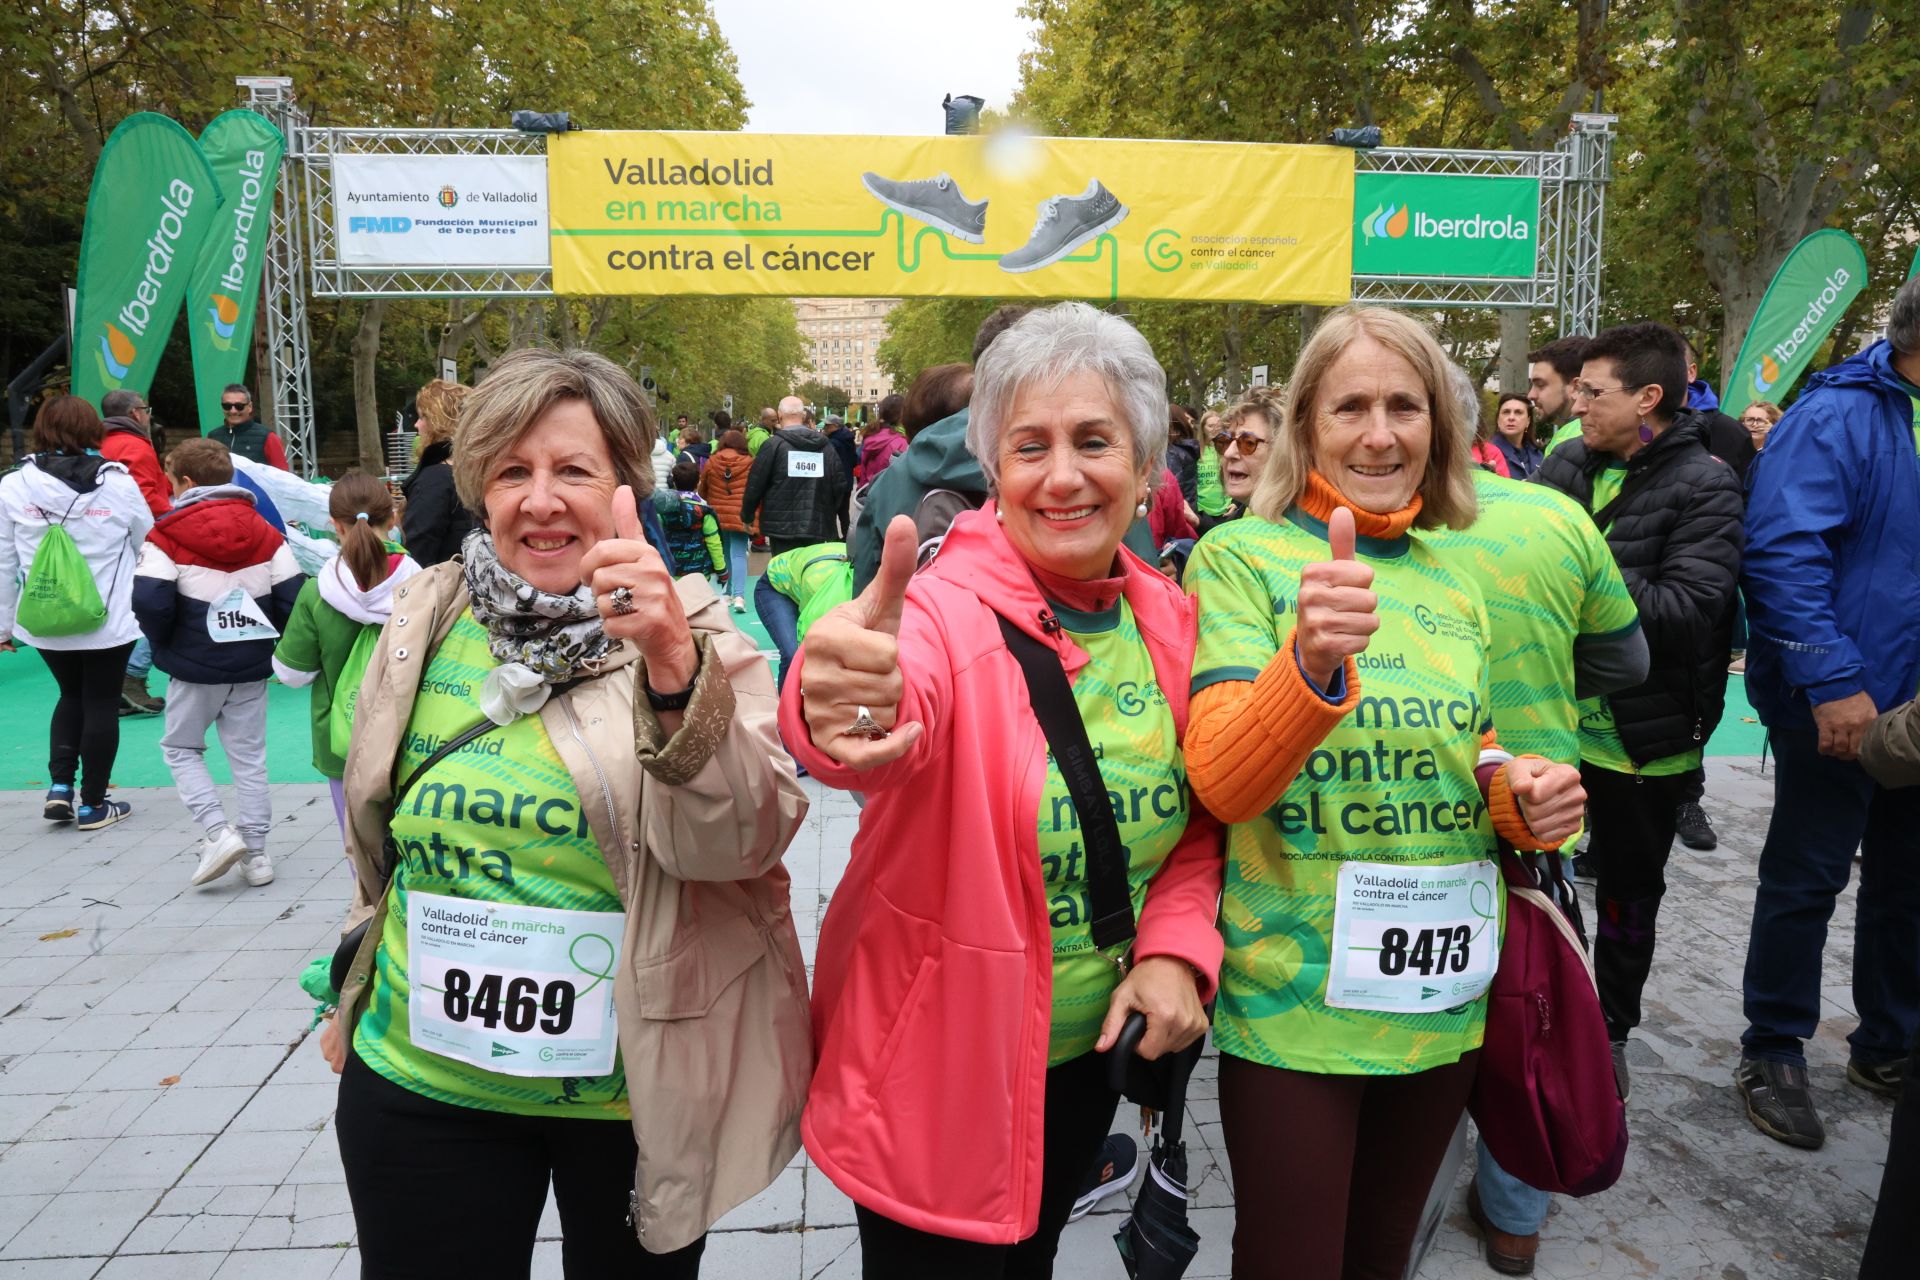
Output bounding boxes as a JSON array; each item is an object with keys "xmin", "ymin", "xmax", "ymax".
[
  {"xmin": 1534, "ymin": 321, "xmax": 1744, "ymax": 1097},
  {"xmin": 741, "ymin": 395, "xmax": 850, "ymax": 554}
]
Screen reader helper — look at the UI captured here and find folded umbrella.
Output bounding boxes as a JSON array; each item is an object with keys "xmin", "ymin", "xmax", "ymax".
[{"xmin": 1110, "ymin": 1012, "xmax": 1202, "ymax": 1279}]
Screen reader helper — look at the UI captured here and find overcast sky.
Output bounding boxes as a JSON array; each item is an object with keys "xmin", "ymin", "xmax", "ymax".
[{"xmin": 708, "ymin": 0, "xmax": 1038, "ymax": 135}]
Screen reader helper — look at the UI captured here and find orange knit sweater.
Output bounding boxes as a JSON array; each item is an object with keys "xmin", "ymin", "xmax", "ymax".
[{"xmin": 1185, "ymin": 471, "xmax": 1540, "ymax": 845}]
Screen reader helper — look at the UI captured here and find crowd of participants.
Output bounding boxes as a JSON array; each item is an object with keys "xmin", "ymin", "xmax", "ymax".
[{"xmin": 0, "ymin": 283, "xmax": 1914, "ymax": 1280}]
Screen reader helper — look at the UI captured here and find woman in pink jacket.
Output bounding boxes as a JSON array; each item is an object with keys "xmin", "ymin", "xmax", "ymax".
[{"xmin": 780, "ymin": 303, "xmax": 1223, "ymax": 1275}]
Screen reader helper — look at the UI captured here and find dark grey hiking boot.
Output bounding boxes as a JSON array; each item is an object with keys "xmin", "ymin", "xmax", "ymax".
[
  {"xmin": 997, "ymin": 179, "xmax": 1129, "ymax": 273},
  {"xmin": 859, "ymin": 172, "xmax": 988, "ymax": 243},
  {"xmin": 1736, "ymin": 1057, "xmax": 1826, "ymax": 1149},
  {"xmin": 1847, "ymin": 1056, "xmax": 1904, "ymax": 1100}
]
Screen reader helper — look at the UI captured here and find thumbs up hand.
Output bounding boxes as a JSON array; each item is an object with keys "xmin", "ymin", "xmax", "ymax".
[
  {"xmin": 798, "ymin": 515, "xmax": 924, "ymax": 770},
  {"xmin": 581, "ymin": 485, "xmax": 697, "ymax": 692},
  {"xmin": 1295, "ymin": 506, "xmax": 1380, "ymax": 689}
]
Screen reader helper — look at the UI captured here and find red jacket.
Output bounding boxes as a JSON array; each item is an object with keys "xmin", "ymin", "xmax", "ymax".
[
  {"xmin": 99, "ymin": 418, "xmax": 171, "ymax": 515},
  {"xmin": 779, "ymin": 505, "xmax": 1224, "ymax": 1244}
]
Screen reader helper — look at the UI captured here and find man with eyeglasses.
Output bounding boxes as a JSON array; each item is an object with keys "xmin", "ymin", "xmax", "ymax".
[
  {"xmin": 206, "ymin": 385, "xmax": 290, "ymax": 471},
  {"xmin": 98, "ymin": 389, "xmax": 171, "ymax": 716}
]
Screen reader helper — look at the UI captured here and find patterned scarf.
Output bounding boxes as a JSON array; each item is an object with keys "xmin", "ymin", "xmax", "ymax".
[{"xmin": 460, "ymin": 529, "xmax": 614, "ymax": 723}]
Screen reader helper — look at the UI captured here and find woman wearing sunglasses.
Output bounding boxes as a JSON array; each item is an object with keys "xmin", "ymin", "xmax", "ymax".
[{"xmin": 1198, "ymin": 387, "xmax": 1280, "ymax": 534}]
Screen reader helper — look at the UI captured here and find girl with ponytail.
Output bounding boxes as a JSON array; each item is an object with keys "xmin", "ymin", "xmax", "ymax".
[{"xmin": 273, "ymin": 474, "xmax": 422, "ymax": 847}]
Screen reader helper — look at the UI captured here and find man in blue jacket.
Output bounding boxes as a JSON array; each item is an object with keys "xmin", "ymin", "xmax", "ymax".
[{"xmin": 1735, "ymin": 276, "xmax": 1920, "ymax": 1150}]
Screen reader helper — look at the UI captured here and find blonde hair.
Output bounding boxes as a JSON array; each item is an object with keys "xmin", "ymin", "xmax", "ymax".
[
  {"xmin": 1249, "ymin": 305, "xmax": 1476, "ymax": 530},
  {"xmin": 451, "ymin": 348, "xmax": 658, "ymax": 511},
  {"xmin": 1745, "ymin": 400, "xmax": 1783, "ymax": 425},
  {"xmin": 1221, "ymin": 385, "xmax": 1284, "ymax": 434},
  {"xmin": 414, "ymin": 379, "xmax": 471, "ymax": 452}
]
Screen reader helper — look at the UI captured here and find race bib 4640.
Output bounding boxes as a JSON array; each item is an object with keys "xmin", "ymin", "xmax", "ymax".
[{"xmin": 1325, "ymin": 860, "xmax": 1499, "ymax": 1015}]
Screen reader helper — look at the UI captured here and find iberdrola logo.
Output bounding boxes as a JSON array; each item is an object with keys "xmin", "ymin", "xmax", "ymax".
[
  {"xmin": 96, "ymin": 323, "xmax": 137, "ymax": 388},
  {"xmin": 1362, "ymin": 203, "xmax": 1411, "ymax": 243},
  {"xmin": 205, "ymin": 293, "xmax": 241, "ymax": 352},
  {"xmin": 1751, "ymin": 353, "xmax": 1781, "ymax": 397}
]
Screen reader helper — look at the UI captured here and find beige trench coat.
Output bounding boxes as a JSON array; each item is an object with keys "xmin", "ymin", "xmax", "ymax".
[{"xmin": 335, "ymin": 561, "xmax": 812, "ymax": 1252}]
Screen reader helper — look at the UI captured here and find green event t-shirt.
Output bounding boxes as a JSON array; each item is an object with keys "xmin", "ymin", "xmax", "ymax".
[
  {"xmin": 354, "ymin": 612, "xmax": 630, "ymax": 1119},
  {"xmin": 1196, "ymin": 445, "xmax": 1230, "ymax": 517},
  {"xmin": 1427, "ymin": 472, "xmax": 1639, "ymax": 765},
  {"xmin": 1575, "ymin": 462, "xmax": 1700, "ymax": 777},
  {"xmin": 1187, "ymin": 511, "xmax": 1501, "ymax": 1076},
  {"xmin": 764, "ymin": 542, "xmax": 854, "ymax": 644},
  {"xmin": 1546, "ymin": 419, "xmax": 1584, "ymax": 454},
  {"xmin": 1428, "ymin": 472, "xmax": 1640, "ymax": 848},
  {"xmin": 1040, "ymin": 599, "xmax": 1188, "ymax": 1065}
]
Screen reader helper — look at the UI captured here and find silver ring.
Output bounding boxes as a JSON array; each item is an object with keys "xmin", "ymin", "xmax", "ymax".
[
  {"xmin": 845, "ymin": 705, "xmax": 889, "ymax": 740},
  {"xmin": 607, "ymin": 586, "xmax": 637, "ymax": 616}
]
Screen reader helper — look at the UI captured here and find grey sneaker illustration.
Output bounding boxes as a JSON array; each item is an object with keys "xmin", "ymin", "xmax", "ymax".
[
  {"xmin": 860, "ymin": 172, "xmax": 989, "ymax": 244},
  {"xmin": 997, "ymin": 179, "xmax": 1129, "ymax": 274}
]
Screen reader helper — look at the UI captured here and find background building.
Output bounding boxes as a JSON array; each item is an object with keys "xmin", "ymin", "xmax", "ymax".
[{"xmin": 792, "ymin": 297, "xmax": 899, "ymax": 413}]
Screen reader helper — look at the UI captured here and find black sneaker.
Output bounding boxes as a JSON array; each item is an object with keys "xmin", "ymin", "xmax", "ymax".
[
  {"xmin": 1068, "ymin": 1132, "xmax": 1139, "ymax": 1222},
  {"xmin": 1675, "ymin": 802, "xmax": 1717, "ymax": 851},
  {"xmin": 1736, "ymin": 1057, "xmax": 1825, "ymax": 1149},
  {"xmin": 43, "ymin": 784, "xmax": 75, "ymax": 823},
  {"xmin": 1847, "ymin": 1056, "xmax": 1904, "ymax": 1099}
]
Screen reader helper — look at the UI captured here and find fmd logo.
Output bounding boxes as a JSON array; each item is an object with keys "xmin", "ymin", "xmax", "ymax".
[
  {"xmin": 349, "ymin": 216, "xmax": 413, "ymax": 233},
  {"xmin": 1362, "ymin": 203, "xmax": 1410, "ymax": 243}
]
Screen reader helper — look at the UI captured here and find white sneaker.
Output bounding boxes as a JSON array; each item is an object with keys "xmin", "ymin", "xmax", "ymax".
[
  {"xmin": 192, "ymin": 827, "xmax": 250, "ymax": 886},
  {"xmin": 731, "ymin": 595, "xmax": 747, "ymax": 614},
  {"xmin": 242, "ymin": 852, "xmax": 274, "ymax": 887}
]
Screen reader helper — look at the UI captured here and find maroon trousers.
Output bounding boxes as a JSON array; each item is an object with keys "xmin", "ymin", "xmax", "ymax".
[{"xmin": 1220, "ymin": 1050, "xmax": 1478, "ymax": 1279}]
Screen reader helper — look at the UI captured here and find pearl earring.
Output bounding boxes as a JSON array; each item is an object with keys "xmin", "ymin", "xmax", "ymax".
[
  {"xmin": 996, "ymin": 505, "xmax": 1004, "ymax": 523},
  {"xmin": 1135, "ymin": 499, "xmax": 1149, "ymax": 518}
]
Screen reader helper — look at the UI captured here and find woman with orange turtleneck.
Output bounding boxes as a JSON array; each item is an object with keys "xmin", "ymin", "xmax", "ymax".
[{"xmin": 1183, "ymin": 306, "xmax": 1587, "ymax": 1280}]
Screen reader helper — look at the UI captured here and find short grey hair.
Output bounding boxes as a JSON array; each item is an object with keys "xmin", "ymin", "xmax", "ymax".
[
  {"xmin": 1448, "ymin": 363, "xmax": 1489, "ymax": 444},
  {"xmin": 100, "ymin": 389, "xmax": 143, "ymax": 418},
  {"xmin": 1889, "ymin": 274, "xmax": 1920, "ymax": 357},
  {"xmin": 966, "ymin": 302, "xmax": 1168, "ymax": 491}
]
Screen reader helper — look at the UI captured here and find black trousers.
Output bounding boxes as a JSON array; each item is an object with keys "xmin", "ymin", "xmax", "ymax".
[
  {"xmin": 36, "ymin": 642, "xmax": 134, "ymax": 807},
  {"xmin": 1859, "ymin": 1031, "xmax": 1920, "ymax": 1278},
  {"xmin": 1582, "ymin": 763, "xmax": 1691, "ymax": 1040},
  {"xmin": 855, "ymin": 1049, "xmax": 1121, "ymax": 1278},
  {"xmin": 336, "ymin": 1051, "xmax": 705, "ymax": 1279}
]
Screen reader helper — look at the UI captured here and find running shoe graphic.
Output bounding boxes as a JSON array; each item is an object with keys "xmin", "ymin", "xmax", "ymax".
[
  {"xmin": 859, "ymin": 172, "xmax": 989, "ymax": 244},
  {"xmin": 997, "ymin": 179, "xmax": 1129, "ymax": 274}
]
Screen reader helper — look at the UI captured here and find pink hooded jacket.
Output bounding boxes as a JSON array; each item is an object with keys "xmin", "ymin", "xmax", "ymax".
[
  {"xmin": 856, "ymin": 424, "xmax": 908, "ymax": 484},
  {"xmin": 778, "ymin": 505, "xmax": 1225, "ymax": 1244}
]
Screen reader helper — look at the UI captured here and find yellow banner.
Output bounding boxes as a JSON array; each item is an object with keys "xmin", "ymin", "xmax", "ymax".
[{"xmin": 549, "ymin": 132, "xmax": 1354, "ymax": 304}]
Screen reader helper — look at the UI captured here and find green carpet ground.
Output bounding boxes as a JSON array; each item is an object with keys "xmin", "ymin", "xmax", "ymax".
[{"xmin": 0, "ymin": 585, "xmax": 1763, "ymax": 791}]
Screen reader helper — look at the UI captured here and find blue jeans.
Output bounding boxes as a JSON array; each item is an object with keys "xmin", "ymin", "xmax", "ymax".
[
  {"xmin": 126, "ymin": 636, "xmax": 153, "ymax": 680},
  {"xmin": 720, "ymin": 530, "xmax": 750, "ymax": 599},
  {"xmin": 1741, "ymin": 727, "xmax": 1920, "ymax": 1066},
  {"xmin": 754, "ymin": 577, "xmax": 801, "ymax": 695},
  {"xmin": 1474, "ymin": 1135, "xmax": 1550, "ymax": 1235}
]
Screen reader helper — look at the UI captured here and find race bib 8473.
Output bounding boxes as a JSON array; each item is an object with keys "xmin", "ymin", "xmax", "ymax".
[{"xmin": 1324, "ymin": 860, "xmax": 1500, "ymax": 1014}]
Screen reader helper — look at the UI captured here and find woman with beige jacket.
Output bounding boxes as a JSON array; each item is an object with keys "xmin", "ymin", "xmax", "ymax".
[{"xmin": 323, "ymin": 347, "xmax": 811, "ymax": 1279}]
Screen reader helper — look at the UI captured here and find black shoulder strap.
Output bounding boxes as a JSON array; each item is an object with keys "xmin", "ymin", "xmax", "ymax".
[{"xmin": 994, "ymin": 614, "xmax": 1135, "ymax": 953}]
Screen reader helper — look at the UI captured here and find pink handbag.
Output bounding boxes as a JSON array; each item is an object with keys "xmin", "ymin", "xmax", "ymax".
[{"xmin": 1468, "ymin": 850, "xmax": 1628, "ymax": 1196}]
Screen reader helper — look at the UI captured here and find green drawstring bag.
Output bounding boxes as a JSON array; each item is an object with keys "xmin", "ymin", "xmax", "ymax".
[
  {"xmin": 18, "ymin": 496, "xmax": 107, "ymax": 637},
  {"xmin": 327, "ymin": 623, "xmax": 382, "ymax": 760}
]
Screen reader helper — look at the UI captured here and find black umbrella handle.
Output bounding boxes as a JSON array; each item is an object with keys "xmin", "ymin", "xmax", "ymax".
[{"xmin": 1107, "ymin": 1011, "xmax": 1201, "ymax": 1145}]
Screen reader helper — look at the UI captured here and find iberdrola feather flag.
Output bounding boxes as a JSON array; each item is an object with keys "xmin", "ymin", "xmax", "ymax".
[
  {"xmin": 187, "ymin": 111, "xmax": 285, "ymax": 434},
  {"xmin": 1723, "ymin": 229, "xmax": 1868, "ymax": 417},
  {"xmin": 71, "ymin": 113, "xmax": 224, "ymax": 407}
]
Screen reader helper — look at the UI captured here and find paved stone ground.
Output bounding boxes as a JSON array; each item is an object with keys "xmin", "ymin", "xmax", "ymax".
[{"xmin": 0, "ymin": 758, "xmax": 1891, "ymax": 1279}]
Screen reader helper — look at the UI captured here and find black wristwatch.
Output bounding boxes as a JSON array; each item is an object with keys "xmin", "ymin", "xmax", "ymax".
[{"xmin": 644, "ymin": 661, "xmax": 698, "ymax": 712}]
